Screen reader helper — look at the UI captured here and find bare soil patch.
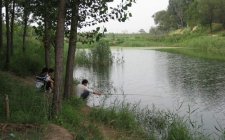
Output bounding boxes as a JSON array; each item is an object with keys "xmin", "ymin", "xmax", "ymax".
[{"xmin": 43, "ymin": 124, "xmax": 74, "ymax": 140}]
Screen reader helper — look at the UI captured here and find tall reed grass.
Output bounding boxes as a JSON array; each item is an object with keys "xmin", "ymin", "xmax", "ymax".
[{"xmin": 89, "ymin": 99, "xmax": 219, "ymax": 140}]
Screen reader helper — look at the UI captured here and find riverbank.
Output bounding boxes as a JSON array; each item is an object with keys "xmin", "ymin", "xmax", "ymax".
[
  {"xmin": 0, "ymin": 71, "xmax": 148, "ymax": 139},
  {"xmin": 106, "ymin": 30, "xmax": 225, "ymax": 62}
]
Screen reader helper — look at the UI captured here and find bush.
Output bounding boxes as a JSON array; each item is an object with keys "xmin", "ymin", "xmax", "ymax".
[
  {"xmin": 75, "ymin": 40, "xmax": 113, "ymax": 66},
  {"xmin": 91, "ymin": 40, "xmax": 113, "ymax": 65}
]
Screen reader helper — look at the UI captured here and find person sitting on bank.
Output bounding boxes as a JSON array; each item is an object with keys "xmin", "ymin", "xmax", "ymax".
[
  {"xmin": 35, "ymin": 67, "xmax": 54, "ymax": 92},
  {"xmin": 76, "ymin": 79, "xmax": 101, "ymax": 100}
]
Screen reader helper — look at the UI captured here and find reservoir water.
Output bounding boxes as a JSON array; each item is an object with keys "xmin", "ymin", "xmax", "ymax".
[{"xmin": 74, "ymin": 48, "xmax": 225, "ymax": 136}]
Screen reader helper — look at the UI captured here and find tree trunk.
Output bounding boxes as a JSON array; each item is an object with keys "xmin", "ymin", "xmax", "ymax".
[
  {"xmin": 64, "ymin": 0, "xmax": 79, "ymax": 99},
  {"xmin": 10, "ymin": 0, "xmax": 15, "ymax": 55},
  {"xmin": 209, "ymin": 23, "xmax": 212, "ymax": 33},
  {"xmin": 0, "ymin": 0, "xmax": 3, "ymax": 50},
  {"xmin": 4, "ymin": 95, "xmax": 10, "ymax": 120},
  {"xmin": 223, "ymin": 23, "xmax": 225, "ymax": 29},
  {"xmin": 22, "ymin": 5, "xmax": 29, "ymax": 53},
  {"xmin": 5, "ymin": 0, "xmax": 10, "ymax": 70},
  {"xmin": 44, "ymin": 16, "xmax": 51, "ymax": 68},
  {"xmin": 45, "ymin": 46, "xmax": 50, "ymax": 68},
  {"xmin": 43, "ymin": 0, "xmax": 52, "ymax": 68},
  {"xmin": 51, "ymin": 0, "xmax": 66, "ymax": 119}
]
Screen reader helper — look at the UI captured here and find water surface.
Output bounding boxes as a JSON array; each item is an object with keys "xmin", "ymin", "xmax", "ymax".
[{"xmin": 74, "ymin": 48, "xmax": 225, "ymax": 135}]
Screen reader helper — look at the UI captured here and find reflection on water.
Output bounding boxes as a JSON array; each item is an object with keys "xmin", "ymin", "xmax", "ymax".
[{"xmin": 74, "ymin": 48, "xmax": 225, "ymax": 135}]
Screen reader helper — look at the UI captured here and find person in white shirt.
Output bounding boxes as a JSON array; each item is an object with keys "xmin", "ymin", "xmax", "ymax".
[{"xmin": 76, "ymin": 79, "xmax": 101, "ymax": 100}]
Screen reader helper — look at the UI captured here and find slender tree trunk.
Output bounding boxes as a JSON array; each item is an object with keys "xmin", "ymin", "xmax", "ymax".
[
  {"xmin": 22, "ymin": 5, "xmax": 29, "ymax": 53},
  {"xmin": 44, "ymin": 46, "xmax": 50, "ymax": 68},
  {"xmin": 44, "ymin": 17, "xmax": 51, "ymax": 68},
  {"xmin": 64, "ymin": 0, "xmax": 79, "ymax": 99},
  {"xmin": 223, "ymin": 23, "xmax": 225, "ymax": 29},
  {"xmin": 10, "ymin": 0, "xmax": 15, "ymax": 55},
  {"xmin": 22, "ymin": 20, "xmax": 27, "ymax": 52},
  {"xmin": 5, "ymin": 0, "xmax": 10, "ymax": 69},
  {"xmin": 0, "ymin": 0, "xmax": 3, "ymax": 50},
  {"xmin": 209, "ymin": 23, "xmax": 212, "ymax": 33},
  {"xmin": 51, "ymin": 0, "xmax": 66, "ymax": 119},
  {"xmin": 43, "ymin": 1, "xmax": 52, "ymax": 68}
]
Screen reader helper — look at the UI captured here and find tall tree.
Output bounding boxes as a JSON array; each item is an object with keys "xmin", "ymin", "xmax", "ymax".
[
  {"xmin": 168, "ymin": 0, "xmax": 193, "ymax": 28},
  {"xmin": 186, "ymin": 0, "xmax": 199, "ymax": 28},
  {"xmin": 64, "ymin": 0, "xmax": 79, "ymax": 99},
  {"xmin": 198, "ymin": 0, "xmax": 217, "ymax": 32},
  {"xmin": 32, "ymin": 0, "xmax": 57, "ymax": 67},
  {"xmin": 5, "ymin": 0, "xmax": 10, "ymax": 69},
  {"xmin": 214, "ymin": 0, "xmax": 225, "ymax": 29},
  {"xmin": 21, "ymin": 0, "xmax": 30, "ymax": 52},
  {"xmin": 63, "ymin": 0, "xmax": 134, "ymax": 99},
  {"xmin": 43, "ymin": 1, "xmax": 55, "ymax": 68},
  {"xmin": 51, "ymin": 0, "xmax": 66, "ymax": 118},
  {"xmin": 0, "ymin": 0, "xmax": 2, "ymax": 50},
  {"xmin": 10, "ymin": 0, "xmax": 15, "ymax": 55},
  {"xmin": 153, "ymin": 10, "xmax": 177, "ymax": 32}
]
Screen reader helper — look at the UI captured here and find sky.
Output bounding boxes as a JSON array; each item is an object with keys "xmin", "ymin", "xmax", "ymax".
[{"xmin": 80, "ymin": 0, "xmax": 169, "ymax": 33}]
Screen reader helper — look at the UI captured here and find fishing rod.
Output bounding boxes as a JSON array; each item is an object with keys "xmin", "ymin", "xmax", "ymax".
[{"xmin": 98, "ymin": 93, "xmax": 154, "ymax": 96}]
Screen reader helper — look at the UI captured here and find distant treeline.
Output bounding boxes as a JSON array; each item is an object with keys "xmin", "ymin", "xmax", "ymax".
[{"xmin": 151, "ymin": 0, "xmax": 225, "ymax": 33}]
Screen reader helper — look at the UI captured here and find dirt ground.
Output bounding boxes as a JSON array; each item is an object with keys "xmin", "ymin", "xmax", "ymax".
[
  {"xmin": 0, "ymin": 123, "xmax": 74, "ymax": 140},
  {"xmin": 43, "ymin": 124, "xmax": 74, "ymax": 140}
]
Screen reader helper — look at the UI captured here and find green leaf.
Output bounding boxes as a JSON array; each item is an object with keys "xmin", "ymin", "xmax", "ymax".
[
  {"xmin": 129, "ymin": 13, "xmax": 132, "ymax": 17},
  {"xmin": 96, "ymin": 27, "xmax": 100, "ymax": 31},
  {"xmin": 122, "ymin": 6, "xmax": 128, "ymax": 10}
]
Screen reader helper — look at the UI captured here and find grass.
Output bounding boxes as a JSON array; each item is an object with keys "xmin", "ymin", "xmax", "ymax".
[
  {"xmin": 104, "ymin": 29, "xmax": 225, "ymax": 62},
  {"xmin": 0, "ymin": 71, "xmax": 105, "ymax": 139},
  {"xmin": 89, "ymin": 99, "xmax": 212, "ymax": 140},
  {"xmin": 0, "ymin": 72, "xmax": 49, "ymax": 123}
]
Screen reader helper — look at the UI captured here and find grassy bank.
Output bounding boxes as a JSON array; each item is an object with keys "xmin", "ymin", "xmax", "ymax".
[
  {"xmin": 0, "ymin": 71, "xmax": 148, "ymax": 139},
  {"xmin": 104, "ymin": 29, "xmax": 225, "ymax": 61}
]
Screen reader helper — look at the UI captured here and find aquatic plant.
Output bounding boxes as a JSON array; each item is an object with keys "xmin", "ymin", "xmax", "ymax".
[{"xmin": 89, "ymin": 98, "xmax": 215, "ymax": 140}]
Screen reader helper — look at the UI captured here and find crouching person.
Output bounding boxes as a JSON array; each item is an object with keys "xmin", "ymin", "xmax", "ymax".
[
  {"xmin": 35, "ymin": 67, "xmax": 54, "ymax": 93},
  {"xmin": 76, "ymin": 79, "xmax": 101, "ymax": 100}
]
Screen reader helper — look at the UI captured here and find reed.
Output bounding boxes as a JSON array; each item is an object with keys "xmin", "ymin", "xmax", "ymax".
[{"xmin": 89, "ymin": 99, "xmax": 214, "ymax": 140}]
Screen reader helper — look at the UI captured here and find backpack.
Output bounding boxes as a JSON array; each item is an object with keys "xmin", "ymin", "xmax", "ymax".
[{"xmin": 35, "ymin": 73, "xmax": 47, "ymax": 90}]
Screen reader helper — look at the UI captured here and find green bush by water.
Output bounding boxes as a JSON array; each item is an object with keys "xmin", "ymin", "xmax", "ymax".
[{"xmin": 75, "ymin": 40, "xmax": 113, "ymax": 66}]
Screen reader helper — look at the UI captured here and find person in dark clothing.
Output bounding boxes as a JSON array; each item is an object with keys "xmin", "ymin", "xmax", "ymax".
[
  {"xmin": 35, "ymin": 67, "xmax": 54, "ymax": 93},
  {"xmin": 46, "ymin": 68, "xmax": 54, "ymax": 92}
]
